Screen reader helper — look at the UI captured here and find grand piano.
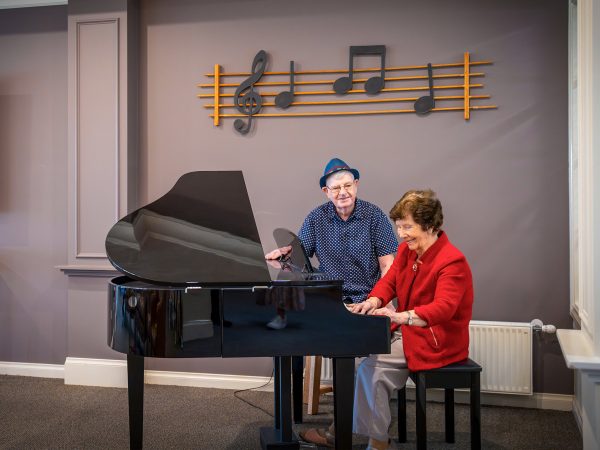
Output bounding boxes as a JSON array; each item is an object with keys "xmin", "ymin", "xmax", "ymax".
[{"xmin": 106, "ymin": 171, "xmax": 391, "ymax": 449}]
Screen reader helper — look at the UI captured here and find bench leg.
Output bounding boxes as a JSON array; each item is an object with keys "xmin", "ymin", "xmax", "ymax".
[
  {"xmin": 397, "ymin": 387, "xmax": 407, "ymax": 443},
  {"xmin": 471, "ymin": 373, "xmax": 481, "ymax": 449},
  {"xmin": 444, "ymin": 388, "xmax": 455, "ymax": 443},
  {"xmin": 415, "ymin": 373, "xmax": 427, "ymax": 450}
]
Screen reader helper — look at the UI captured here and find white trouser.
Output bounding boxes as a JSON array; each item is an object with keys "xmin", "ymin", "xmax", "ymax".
[{"xmin": 353, "ymin": 331, "xmax": 409, "ymax": 442}]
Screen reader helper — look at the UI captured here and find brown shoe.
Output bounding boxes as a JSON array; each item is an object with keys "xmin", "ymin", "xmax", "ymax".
[{"xmin": 298, "ymin": 427, "xmax": 335, "ymax": 448}]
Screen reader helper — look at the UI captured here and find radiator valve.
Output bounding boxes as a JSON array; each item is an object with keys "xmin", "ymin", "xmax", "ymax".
[{"xmin": 531, "ymin": 319, "xmax": 556, "ymax": 334}]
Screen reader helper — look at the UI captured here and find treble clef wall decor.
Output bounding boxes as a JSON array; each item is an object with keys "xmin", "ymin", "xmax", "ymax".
[
  {"xmin": 198, "ymin": 47, "xmax": 497, "ymax": 135},
  {"xmin": 232, "ymin": 50, "xmax": 267, "ymax": 135}
]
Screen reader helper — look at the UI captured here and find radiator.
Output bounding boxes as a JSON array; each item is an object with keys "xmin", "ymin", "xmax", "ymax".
[
  {"xmin": 469, "ymin": 320, "xmax": 532, "ymax": 395},
  {"xmin": 319, "ymin": 320, "xmax": 533, "ymax": 395}
]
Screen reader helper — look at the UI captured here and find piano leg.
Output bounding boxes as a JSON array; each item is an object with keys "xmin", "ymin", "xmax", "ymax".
[
  {"xmin": 291, "ymin": 355, "xmax": 303, "ymax": 424},
  {"xmin": 278, "ymin": 356, "xmax": 293, "ymax": 441},
  {"xmin": 260, "ymin": 356, "xmax": 299, "ymax": 449},
  {"xmin": 273, "ymin": 356, "xmax": 281, "ymax": 430},
  {"xmin": 333, "ymin": 357, "xmax": 354, "ymax": 450},
  {"xmin": 127, "ymin": 354, "xmax": 144, "ymax": 450}
]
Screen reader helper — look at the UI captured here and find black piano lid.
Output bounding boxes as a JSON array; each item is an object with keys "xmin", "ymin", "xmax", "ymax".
[{"xmin": 105, "ymin": 171, "xmax": 341, "ymax": 287}]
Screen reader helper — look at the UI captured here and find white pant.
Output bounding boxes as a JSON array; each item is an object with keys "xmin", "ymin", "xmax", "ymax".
[{"xmin": 353, "ymin": 332, "xmax": 409, "ymax": 442}]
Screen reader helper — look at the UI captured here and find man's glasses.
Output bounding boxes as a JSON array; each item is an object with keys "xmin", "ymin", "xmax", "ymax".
[{"xmin": 326, "ymin": 182, "xmax": 355, "ymax": 195}]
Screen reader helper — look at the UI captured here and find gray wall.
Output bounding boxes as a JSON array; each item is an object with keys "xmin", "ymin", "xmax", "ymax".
[
  {"xmin": 0, "ymin": 0, "xmax": 571, "ymax": 394},
  {"xmin": 139, "ymin": 0, "xmax": 570, "ymax": 393},
  {"xmin": 0, "ymin": 6, "xmax": 68, "ymax": 364}
]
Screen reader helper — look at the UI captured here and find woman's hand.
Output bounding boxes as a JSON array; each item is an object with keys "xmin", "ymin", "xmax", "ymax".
[
  {"xmin": 371, "ymin": 307, "xmax": 414, "ymax": 326},
  {"xmin": 349, "ymin": 297, "xmax": 380, "ymax": 315},
  {"xmin": 265, "ymin": 246, "xmax": 292, "ymax": 260},
  {"xmin": 372, "ymin": 307, "xmax": 402, "ymax": 325},
  {"xmin": 372, "ymin": 308, "xmax": 426, "ymax": 327}
]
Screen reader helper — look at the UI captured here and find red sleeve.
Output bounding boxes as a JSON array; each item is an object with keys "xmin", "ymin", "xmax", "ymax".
[{"xmin": 414, "ymin": 258, "xmax": 470, "ymax": 325}]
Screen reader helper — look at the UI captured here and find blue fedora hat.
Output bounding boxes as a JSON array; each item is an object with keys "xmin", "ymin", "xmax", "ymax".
[{"xmin": 319, "ymin": 157, "xmax": 360, "ymax": 188}]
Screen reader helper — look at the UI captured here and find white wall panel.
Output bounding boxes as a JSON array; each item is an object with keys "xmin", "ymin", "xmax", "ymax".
[
  {"xmin": 75, "ymin": 19, "xmax": 119, "ymax": 257},
  {"xmin": 66, "ymin": 1, "xmax": 137, "ymax": 268}
]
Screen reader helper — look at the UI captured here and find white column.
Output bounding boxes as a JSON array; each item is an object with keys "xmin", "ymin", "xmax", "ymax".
[
  {"xmin": 559, "ymin": 0, "xmax": 600, "ymax": 448},
  {"xmin": 61, "ymin": 0, "xmax": 138, "ymax": 274},
  {"xmin": 60, "ymin": 0, "xmax": 139, "ymax": 371}
]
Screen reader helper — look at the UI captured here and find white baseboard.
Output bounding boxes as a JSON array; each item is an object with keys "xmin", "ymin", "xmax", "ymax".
[
  {"xmin": 63, "ymin": 357, "xmax": 273, "ymax": 391},
  {"xmin": 572, "ymin": 395, "xmax": 583, "ymax": 433},
  {"xmin": 0, "ymin": 361, "xmax": 64, "ymax": 378},
  {"xmin": 2, "ymin": 358, "xmax": 573, "ymax": 411},
  {"xmin": 145, "ymin": 369, "xmax": 274, "ymax": 391},
  {"xmin": 64, "ymin": 357, "xmax": 128, "ymax": 388}
]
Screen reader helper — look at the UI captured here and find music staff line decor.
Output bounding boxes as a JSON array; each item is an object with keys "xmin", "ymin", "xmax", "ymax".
[{"xmin": 198, "ymin": 45, "xmax": 497, "ymax": 135}]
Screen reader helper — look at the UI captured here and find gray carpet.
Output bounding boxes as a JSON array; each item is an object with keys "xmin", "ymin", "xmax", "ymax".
[{"xmin": 0, "ymin": 375, "xmax": 581, "ymax": 449}]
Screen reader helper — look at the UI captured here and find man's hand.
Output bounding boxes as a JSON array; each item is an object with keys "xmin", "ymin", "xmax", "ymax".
[
  {"xmin": 265, "ymin": 246, "xmax": 292, "ymax": 260},
  {"xmin": 266, "ymin": 259, "xmax": 283, "ymax": 269},
  {"xmin": 349, "ymin": 297, "xmax": 380, "ymax": 315}
]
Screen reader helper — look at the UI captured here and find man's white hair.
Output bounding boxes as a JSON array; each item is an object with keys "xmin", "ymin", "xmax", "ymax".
[{"xmin": 326, "ymin": 170, "xmax": 354, "ymax": 187}]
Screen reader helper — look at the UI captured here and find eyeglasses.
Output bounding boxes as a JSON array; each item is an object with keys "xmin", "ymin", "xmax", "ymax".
[{"xmin": 326, "ymin": 182, "xmax": 355, "ymax": 195}]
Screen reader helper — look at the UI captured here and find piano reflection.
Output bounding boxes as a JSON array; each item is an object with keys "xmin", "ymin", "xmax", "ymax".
[{"xmin": 106, "ymin": 171, "xmax": 391, "ymax": 449}]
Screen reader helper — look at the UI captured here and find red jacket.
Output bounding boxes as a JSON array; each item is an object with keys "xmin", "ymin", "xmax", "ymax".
[{"xmin": 369, "ymin": 231, "xmax": 473, "ymax": 371}]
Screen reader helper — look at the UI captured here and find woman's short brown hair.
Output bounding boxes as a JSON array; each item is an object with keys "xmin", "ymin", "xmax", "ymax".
[{"xmin": 389, "ymin": 189, "xmax": 443, "ymax": 232}]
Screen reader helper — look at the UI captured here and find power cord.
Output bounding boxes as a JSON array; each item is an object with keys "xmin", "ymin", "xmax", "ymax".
[
  {"xmin": 233, "ymin": 368, "xmax": 275, "ymax": 417},
  {"xmin": 234, "ymin": 371, "xmax": 319, "ymax": 449}
]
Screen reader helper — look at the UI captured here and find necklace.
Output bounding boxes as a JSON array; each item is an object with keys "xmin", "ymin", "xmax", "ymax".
[{"xmin": 412, "ymin": 258, "xmax": 422, "ymax": 272}]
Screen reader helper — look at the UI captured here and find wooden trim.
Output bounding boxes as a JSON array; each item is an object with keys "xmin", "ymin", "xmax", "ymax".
[
  {"xmin": 0, "ymin": 0, "xmax": 66, "ymax": 9},
  {"xmin": 205, "ymin": 94, "xmax": 491, "ymax": 109},
  {"xmin": 198, "ymin": 72, "xmax": 485, "ymax": 89},
  {"xmin": 57, "ymin": 265, "xmax": 120, "ymax": 277},
  {"xmin": 204, "ymin": 59, "xmax": 493, "ymax": 77},
  {"xmin": 575, "ymin": 0, "xmax": 595, "ymax": 340},
  {"xmin": 464, "ymin": 52, "xmax": 470, "ymax": 120},
  {"xmin": 213, "ymin": 64, "xmax": 220, "ymax": 126},
  {"xmin": 210, "ymin": 105, "xmax": 497, "ymax": 119},
  {"xmin": 198, "ymin": 83, "xmax": 485, "ymax": 99}
]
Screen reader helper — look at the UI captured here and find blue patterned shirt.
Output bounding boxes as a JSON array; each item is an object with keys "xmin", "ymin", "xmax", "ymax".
[{"xmin": 298, "ymin": 198, "xmax": 398, "ymax": 303}]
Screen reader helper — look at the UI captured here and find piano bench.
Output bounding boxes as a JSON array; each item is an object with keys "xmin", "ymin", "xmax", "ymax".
[{"xmin": 397, "ymin": 358, "xmax": 482, "ymax": 450}]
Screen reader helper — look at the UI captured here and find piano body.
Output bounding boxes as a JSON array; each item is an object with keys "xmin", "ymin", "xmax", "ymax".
[{"xmin": 106, "ymin": 171, "xmax": 391, "ymax": 449}]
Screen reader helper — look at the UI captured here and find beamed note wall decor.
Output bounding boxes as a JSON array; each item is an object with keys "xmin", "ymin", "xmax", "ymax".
[{"xmin": 198, "ymin": 46, "xmax": 497, "ymax": 135}]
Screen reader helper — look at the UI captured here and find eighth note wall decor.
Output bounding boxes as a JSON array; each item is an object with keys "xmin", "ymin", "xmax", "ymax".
[{"xmin": 197, "ymin": 45, "xmax": 497, "ymax": 135}]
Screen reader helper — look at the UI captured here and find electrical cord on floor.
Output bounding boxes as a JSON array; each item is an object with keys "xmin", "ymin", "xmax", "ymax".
[
  {"xmin": 234, "ymin": 371, "xmax": 319, "ymax": 449},
  {"xmin": 233, "ymin": 368, "xmax": 275, "ymax": 417}
]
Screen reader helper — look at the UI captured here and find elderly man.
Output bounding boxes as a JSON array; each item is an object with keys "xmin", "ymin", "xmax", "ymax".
[
  {"xmin": 266, "ymin": 158, "xmax": 397, "ymax": 446},
  {"xmin": 266, "ymin": 158, "xmax": 398, "ymax": 447},
  {"xmin": 266, "ymin": 157, "xmax": 397, "ymax": 305}
]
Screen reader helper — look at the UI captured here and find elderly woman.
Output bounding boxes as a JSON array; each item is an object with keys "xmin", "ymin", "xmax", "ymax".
[{"xmin": 350, "ymin": 189, "xmax": 473, "ymax": 450}]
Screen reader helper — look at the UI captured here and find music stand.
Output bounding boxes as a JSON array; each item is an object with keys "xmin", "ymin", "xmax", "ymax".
[{"xmin": 272, "ymin": 228, "xmax": 314, "ymax": 274}]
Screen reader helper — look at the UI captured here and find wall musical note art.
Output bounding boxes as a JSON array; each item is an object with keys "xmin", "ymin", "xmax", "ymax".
[
  {"xmin": 334, "ymin": 45, "xmax": 387, "ymax": 95},
  {"xmin": 198, "ymin": 46, "xmax": 496, "ymax": 135},
  {"xmin": 232, "ymin": 50, "xmax": 267, "ymax": 134}
]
